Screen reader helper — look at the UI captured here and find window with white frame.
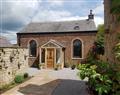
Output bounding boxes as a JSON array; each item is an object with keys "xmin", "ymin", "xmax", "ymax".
[{"xmin": 73, "ymin": 39, "xmax": 82, "ymax": 58}]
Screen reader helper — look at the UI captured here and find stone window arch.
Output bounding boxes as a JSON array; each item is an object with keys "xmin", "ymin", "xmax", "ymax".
[
  {"xmin": 72, "ymin": 39, "xmax": 82, "ymax": 58},
  {"xmin": 29, "ymin": 40, "xmax": 37, "ymax": 57}
]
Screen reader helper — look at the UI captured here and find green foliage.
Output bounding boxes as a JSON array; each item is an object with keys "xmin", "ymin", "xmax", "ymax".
[
  {"xmin": 95, "ymin": 75, "xmax": 112, "ymax": 95},
  {"xmin": 78, "ymin": 58, "xmax": 120, "ymax": 95},
  {"xmin": 111, "ymin": 0, "xmax": 120, "ymax": 21},
  {"xmin": 78, "ymin": 22, "xmax": 120, "ymax": 95},
  {"xmin": 114, "ymin": 43, "xmax": 120, "ymax": 60},
  {"xmin": 95, "ymin": 83, "xmax": 111, "ymax": 95},
  {"xmin": 97, "ymin": 24, "xmax": 105, "ymax": 42},
  {"xmin": 111, "ymin": 0, "xmax": 120, "ymax": 14},
  {"xmin": 90, "ymin": 24, "xmax": 105, "ymax": 58},
  {"xmin": 78, "ymin": 64, "xmax": 97, "ymax": 80},
  {"xmin": 14, "ymin": 75, "xmax": 24, "ymax": 83},
  {"xmin": 96, "ymin": 60, "xmax": 110, "ymax": 74},
  {"xmin": 95, "ymin": 24, "xmax": 105, "ymax": 55},
  {"xmin": 0, "ymin": 81, "xmax": 16, "ymax": 93}
]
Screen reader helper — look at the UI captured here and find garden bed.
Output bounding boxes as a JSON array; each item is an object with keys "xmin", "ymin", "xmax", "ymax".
[{"xmin": 0, "ymin": 73, "xmax": 32, "ymax": 94}]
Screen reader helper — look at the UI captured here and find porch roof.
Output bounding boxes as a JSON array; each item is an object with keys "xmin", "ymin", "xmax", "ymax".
[{"xmin": 40, "ymin": 39, "xmax": 65, "ymax": 48}]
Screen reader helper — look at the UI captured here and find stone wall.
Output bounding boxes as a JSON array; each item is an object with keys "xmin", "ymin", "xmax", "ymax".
[
  {"xmin": 0, "ymin": 47, "xmax": 28, "ymax": 87},
  {"xmin": 104, "ymin": 0, "xmax": 120, "ymax": 64}
]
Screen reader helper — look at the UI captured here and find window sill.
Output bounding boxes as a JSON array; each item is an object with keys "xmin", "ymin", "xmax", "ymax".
[
  {"xmin": 29, "ymin": 56, "xmax": 36, "ymax": 58},
  {"xmin": 72, "ymin": 57, "xmax": 83, "ymax": 60}
]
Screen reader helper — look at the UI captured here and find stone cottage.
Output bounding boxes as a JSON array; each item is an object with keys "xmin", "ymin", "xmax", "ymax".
[
  {"xmin": 104, "ymin": 0, "xmax": 120, "ymax": 64},
  {"xmin": 0, "ymin": 36, "xmax": 28, "ymax": 86},
  {"xmin": 17, "ymin": 11, "xmax": 97, "ymax": 69}
]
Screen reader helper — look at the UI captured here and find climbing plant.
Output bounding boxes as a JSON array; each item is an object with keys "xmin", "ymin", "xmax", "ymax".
[{"xmin": 111, "ymin": 0, "xmax": 120, "ymax": 21}]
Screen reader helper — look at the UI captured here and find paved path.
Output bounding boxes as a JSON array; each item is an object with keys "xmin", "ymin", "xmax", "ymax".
[{"xmin": 2, "ymin": 68, "xmax": 89, "ymax": 95}]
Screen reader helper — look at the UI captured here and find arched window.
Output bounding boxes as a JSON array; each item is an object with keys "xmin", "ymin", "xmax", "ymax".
[
  {"xmin": 73, "ymin": 39, "xmax": 82, "ymax": 58},
  {"xmin": 29, "ymin": 40, "xmax": 37, "ymax": 57}
]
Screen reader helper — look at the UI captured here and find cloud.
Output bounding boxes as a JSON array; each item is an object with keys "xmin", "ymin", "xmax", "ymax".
[
  {"xmin": 2, "ymin": 30, "xmax": 17, "ymax": 44},
  {"xmin": 58, "ymin": 16, "xmax": 104, "ymax": 27},
  {"xmin": 94, "ymin": 16, "xmax": 104, "ymax": 27},
  {"xmin": 1, "ymin": 0, "xmax": 42, "ymax": 43},
  {"xmin": 94, "ymin": 2, "xmax": 104, "ymax": 16},
  {"xmin": 32, "ymin": 10, "xmax": 72, "ymax": 22},
  {"xmin": 47, "ymin": 0, "xmax": 65, "ymax": 6},
  {"xmin": 33, "ymin": 10, "xmax": 104, "ymax": 27},
  {"xmin": 1, "ymin": 0, "xmax": 41, "ymax": 31}
]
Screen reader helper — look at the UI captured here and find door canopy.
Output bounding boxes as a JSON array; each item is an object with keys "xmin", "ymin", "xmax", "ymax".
[{"xmin": 41, "ymin": 39, "xmax": 65, "ymax": 48}]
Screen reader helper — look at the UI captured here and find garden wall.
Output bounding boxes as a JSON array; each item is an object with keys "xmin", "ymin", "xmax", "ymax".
[{"xmin": 0, "ymin": 47, "xmax": 28, "ymax": 87}]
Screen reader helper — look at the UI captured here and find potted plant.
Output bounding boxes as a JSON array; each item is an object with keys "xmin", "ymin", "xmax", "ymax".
[
  {"xmin": 38, "ymin": 64, "xmax": 42, "ymax": 70},
  {"xmin": 71, "ymin": 64, "xmax": 76, "ymax": 70},
  {"xmin": 54, "ymin": 64, "xmax": 60, "ymax": 71},
  {"xmin": 64, "ymin": 62, "xmax": 70, "ymax": 68}
]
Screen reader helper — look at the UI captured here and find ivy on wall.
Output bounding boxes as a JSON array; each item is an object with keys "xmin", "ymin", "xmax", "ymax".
[{"xmin": 111, "ymin": 0, "xmax": 120, "ymax": 21}]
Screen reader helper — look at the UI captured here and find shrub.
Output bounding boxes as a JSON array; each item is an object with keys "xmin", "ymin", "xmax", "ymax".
[
  {"xmin": 14, "ymin": 75, "xmax": 24, "ymax": 83},
  {"xmin": 24, "ymin": 73, "xmax": 29, "ymax": 78},
  {"xmin": 114, "ymin": 43, "xmax": 120, "ymax": 61},
  {"xmin": 96, "ymin": 60, "xmax": 110, "ymax": 74},
  {"xmin": 78, "ymin": 64, "xmax": 112, "ymax": 95}
]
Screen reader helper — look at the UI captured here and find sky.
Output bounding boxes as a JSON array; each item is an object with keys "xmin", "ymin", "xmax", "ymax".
[{"xmin": 0, "ymin": 0, "xmax": 104, "ymax": 44}]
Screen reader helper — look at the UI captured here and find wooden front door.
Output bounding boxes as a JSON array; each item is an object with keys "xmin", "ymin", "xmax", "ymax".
[{"xmin": 47, "ymin": 48, "xmax": 54, "ymax": 68}]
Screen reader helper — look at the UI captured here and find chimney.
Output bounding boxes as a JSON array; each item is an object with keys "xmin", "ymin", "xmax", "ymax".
[{"xmin": 88, "ymin": 10, "xmax": 94, "ymax": 20}]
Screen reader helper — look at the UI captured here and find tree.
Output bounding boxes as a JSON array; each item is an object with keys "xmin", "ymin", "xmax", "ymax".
[{"xmin": 93, "ymin": 24, "xmax": 105, "ymax": 55}]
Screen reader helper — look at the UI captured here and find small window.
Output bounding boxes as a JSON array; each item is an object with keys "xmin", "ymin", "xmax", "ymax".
[
  {"xmin": 29, "ymin": 40, "xmax": 37, "ymax": 57},
  {"xmin": 73, "ymin": 39, "xmax": 82, "ymax": 58},
  {"xmin": 74, "ymin": 26, "xmax": 80, "ymax": 30}
]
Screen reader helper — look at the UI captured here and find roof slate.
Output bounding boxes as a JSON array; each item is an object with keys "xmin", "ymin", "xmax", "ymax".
[{"xmin": 18, "ymin": 19, "xmax": 97, "ymax": 33}]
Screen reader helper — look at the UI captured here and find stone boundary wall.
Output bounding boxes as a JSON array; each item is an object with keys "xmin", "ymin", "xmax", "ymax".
[{"xmin": 0, "ymin": 47, "xmax": 28, "ymax": 87}]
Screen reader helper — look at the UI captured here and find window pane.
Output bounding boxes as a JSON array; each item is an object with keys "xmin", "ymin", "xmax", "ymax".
[
  {"xmin": 56, "ymin": 48, "xmax": 61, "ymax": 64},
  {"xmin": 41, "ymin": 49, "xmax": 45, "ymax": 63},
  {"xmin": 29, "ymin": 40, "xmax": 37, "ymax": 57},
  {"xmin": 73, "ymin": 39, "xmax": 82, "ymax": 58}
]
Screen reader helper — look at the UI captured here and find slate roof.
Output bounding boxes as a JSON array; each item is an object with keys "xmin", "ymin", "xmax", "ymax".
[
  {"xmin": 18, "ymin": 19, "xmax": 97, "ymax": 34},
  {"xmin": 0, "ymin": 36, "xmax": 12, "ymax": 47}
]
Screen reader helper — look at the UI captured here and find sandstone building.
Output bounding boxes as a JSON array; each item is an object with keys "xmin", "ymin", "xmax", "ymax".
[{"xmin": 17, "ymin": 11, "xmax": 97, "ymax": 69}]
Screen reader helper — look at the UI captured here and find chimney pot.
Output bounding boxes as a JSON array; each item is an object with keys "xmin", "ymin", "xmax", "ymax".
[{"xmin": 88, "ymin": 10, "xmax": 94, "ymax": 20}]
